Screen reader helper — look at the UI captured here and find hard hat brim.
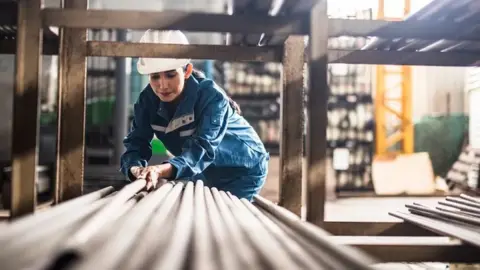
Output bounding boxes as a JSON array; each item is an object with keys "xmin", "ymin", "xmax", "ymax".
[{"xmin": 137, "ymin": 58, "xmax": 191, "ymax": 75}]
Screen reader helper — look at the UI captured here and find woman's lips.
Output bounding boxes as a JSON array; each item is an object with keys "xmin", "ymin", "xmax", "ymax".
[{"xmin": 158, "ymin": 92, "xmax": 172, "ymax": 97}]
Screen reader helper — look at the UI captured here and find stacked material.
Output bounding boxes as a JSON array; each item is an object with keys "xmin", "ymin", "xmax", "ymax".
[
  {"xmin": 363, "ymin": 0, "xmax": 480, "ymax": 53},
  {"xmin": 444, "ymin": 146, "xmax": 480, "ymax": 193},
  {"xmin": 0, "ymin": 180, "xmax": 376, "ymax": 270},
  {"xmin": 327, "ymin": 8, "xmax": 374, "ymax": 193},
  {"xmin": 390, "ymin": 194, "xmax": 480, "ymax": 248}
]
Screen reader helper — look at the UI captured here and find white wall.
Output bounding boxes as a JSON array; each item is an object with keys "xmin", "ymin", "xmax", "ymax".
[{"xmin": 412, "ymin": 67, "xmax": 467, "ymax": 120}]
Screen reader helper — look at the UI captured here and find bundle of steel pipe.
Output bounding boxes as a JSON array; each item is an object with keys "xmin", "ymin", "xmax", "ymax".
[
  {"xmin": 362, "ymin": 0, "xmax": 480, "ymax": 53},
  {"xmin": 390, "ymin": 194, "xmax": 480, "ymax": 249},
  {"xmin": 0, "ymin": 180, "xmax": 376, "ymax": 270}
]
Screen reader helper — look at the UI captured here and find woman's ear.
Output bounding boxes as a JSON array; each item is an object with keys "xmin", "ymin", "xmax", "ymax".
[{"xmin": 184, "ymin": 63, "xmax": 193, "ymax": 79}]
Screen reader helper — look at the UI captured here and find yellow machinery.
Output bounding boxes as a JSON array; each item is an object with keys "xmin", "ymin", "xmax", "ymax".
[{"xmin": 375, "ymin": 0, "xmax": 413, "ymax": 155}]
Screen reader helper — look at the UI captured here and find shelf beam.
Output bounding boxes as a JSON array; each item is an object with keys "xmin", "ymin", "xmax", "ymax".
[
  {"xmin": 42, "ymin": 8, "xmax": 308, "ymax": 35},
  {"xmin": 41, "ymin": 9, "xmax": 480, "ymax": 42},
  {"xmin": 329, "ymin": 49, "xmax": 480, "ymax": 67},
  {"xmin": 328, "ymin": 18, "xmax": 480, "ymax": 41},
  {"xmin": 86, "ymin": 41, "xmax": 283, "ymax": 62}
]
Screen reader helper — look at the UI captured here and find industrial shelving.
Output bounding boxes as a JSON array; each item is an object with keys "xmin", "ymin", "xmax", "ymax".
[{"xmin": 2, "ymin": 0, "xmax": 480, "ymax": 264}]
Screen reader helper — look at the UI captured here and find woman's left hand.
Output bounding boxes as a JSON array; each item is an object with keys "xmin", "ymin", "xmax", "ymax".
[{"xmin": 138, "ymin": 163, "xmax": 174, "ymax": 191}]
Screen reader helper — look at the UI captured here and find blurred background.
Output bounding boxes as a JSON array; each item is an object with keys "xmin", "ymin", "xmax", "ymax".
[{"xmin": 0, "ymin": 0, "xmax": 476, "ymax": 215}]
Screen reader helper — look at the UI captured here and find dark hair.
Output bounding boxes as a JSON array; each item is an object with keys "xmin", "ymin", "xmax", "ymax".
[{"xmin": 189, "ymin": 67, "xmax": 242, "ymax": 115}]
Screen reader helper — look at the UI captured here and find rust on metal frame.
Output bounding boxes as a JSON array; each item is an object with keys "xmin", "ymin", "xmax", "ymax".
[
  {"xmin": 10, "ymin": 0, "xmax": 42, "ymax": 218},
  {"xmin": 56, "ymin": 0, "xmax": 88, "ymax": 202},
  {"xmin": 279, "ymin": 36, "xmax": 305, "ymax": 217},
  {"xmin": 306, "ymin": 0, "xmax": 328, "ymax": 226},
  {"xmin": 86, "ymin": 41, "xmax": 283, "ymax": 62}
]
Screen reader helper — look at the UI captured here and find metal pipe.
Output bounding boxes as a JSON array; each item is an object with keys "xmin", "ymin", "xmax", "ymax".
[
  {"xmin": 446, "ymin": 196, "xmax": 480, "ymax": 209},
  {"xmin": 461, "ymin": 194, "xmax": 480, "ymax": 204},
  {"xmin": 210, "ymin": 187, "xmax": 259, "ymax": 269},
  {"xmin": 65, "ymin": 180, "xmax": 145, "ymax": 245},
  {"xmin": 234, "ymin": 196, "xmax": 322, "ymax": 269},
  {"xmin": 0, "ymin": 198, "xmax": 110, "ymax": 270},
  {"xmin": 73, "ymin": 182, "xmax": 175, "ymax": 270},
  {"xmin": 0, "ymin": 181, "xmax": 384, "ymax": 269},
  {"xmin": 0, "ymin": 186, "xmax": 114, "ymax": 241},
  {"xmin": 406, "ymin": 203, "xmax": 480, "ymax": 226},
  {"xmin": 257, "ymin": 207, "xmax": 347, "ymax": 269},
  {"xmin": 113, "ymin": 29, "xmax": 130, "ymax": 165},
  {"xmin": 219, "ymin": 191, "xmax": 299, "ymax": 269},
  {"xmin": 254, "ymin": 195, "xmax": 376, "ymax": 269},
  {"xmin": 150, "ymin": 181, "xmax": 195, "ymax": 269},
  {"xmin": 42, "ymin": 180, "xmax": 146, "ymax": 270},
  {"xmin": 435, "ymin": 206, "xmax": 480, "ymax": 219},
  {"xmin": 28, "ymin": 198, "xmax": 137, "ymax": 270},
  {"xmin": 192, "ymin": 180, "xmax": 217, "ymax": 270},
  {"xmin": 203, "ymin": 187, "xmax": 239, "ymax": 270},
  {"xmin": 390, "ymin": 210, "xmax": 480, "ymax": 249},
  {"xmin": 438, "ymin": 201, "xmax": 480, "ymax": 215},
  {"xmin": 120, "ymin": 182, "xmax": 184, "ymax": 270}
]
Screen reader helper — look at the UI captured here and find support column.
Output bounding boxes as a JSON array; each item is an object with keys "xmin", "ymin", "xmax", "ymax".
[
  {"xmin": 279, "ymin": 36, "xmax": 305, "ymax": 217},
  {"xmin": 113, "ymin": 30, "xmax": 130, "ymax": 165},
  {"xmin": 56, "ymin": 0, "xmax": 88, "ymax": 202},
  {"xmin": 10, "ymin": 0, "xmax": 42, "ymax": 218},
  {"xmin": 306, "ymin": 0, "xmax": 328, "ymax": 226}
]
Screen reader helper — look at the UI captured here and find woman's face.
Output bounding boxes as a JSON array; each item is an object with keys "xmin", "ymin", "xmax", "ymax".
[{"xmin": 149, "ymin": 64, "xmax": 192, "ymax": 102}]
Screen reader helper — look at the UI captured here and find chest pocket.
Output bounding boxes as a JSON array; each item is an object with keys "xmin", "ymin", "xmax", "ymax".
[{"xmin": 166, "ymin": 113, "xmax": 195, "ymax": 133}]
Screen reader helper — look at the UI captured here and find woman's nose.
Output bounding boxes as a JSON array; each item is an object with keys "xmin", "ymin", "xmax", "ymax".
[{"xmin": 154, "ymin": 77, "xmax": 167, "ymax": 89}]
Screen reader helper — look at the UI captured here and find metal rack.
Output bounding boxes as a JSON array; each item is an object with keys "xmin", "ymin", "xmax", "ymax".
[{"xmin": 4, "ymin": 0, "xmax": 480, "ymax": 264}]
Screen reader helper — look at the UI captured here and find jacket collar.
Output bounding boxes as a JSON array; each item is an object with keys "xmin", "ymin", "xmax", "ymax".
[{"xmin": 155, "ymin": 76, "xmax": 199, "ymax": 121}]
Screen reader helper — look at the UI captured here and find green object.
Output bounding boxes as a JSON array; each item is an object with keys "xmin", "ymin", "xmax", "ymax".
[
  {"xmin": 152, "ymin": 138, "xmax": 167, "ymax": 155},
  {"xmin": 86, "ymin": 97, "xmax": 115, "ymax": 126},
  {"xmin": 413, "ymin": 113, "xmax": 468, "ymax": 177}
]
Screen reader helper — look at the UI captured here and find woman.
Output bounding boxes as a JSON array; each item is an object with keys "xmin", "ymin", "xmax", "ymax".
[{"xmin": 120, "ymin": 30, "xmax": 269, "ymax": 201}]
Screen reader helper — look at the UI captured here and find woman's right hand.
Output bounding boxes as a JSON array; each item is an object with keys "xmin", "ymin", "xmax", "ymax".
[
  {"xmin": 130, "ymin": 166, "xmax": 165, "ymax": 191},
  {"xmin": 130, "ymin": 166, "xmax": 145, "ymax": 179}
]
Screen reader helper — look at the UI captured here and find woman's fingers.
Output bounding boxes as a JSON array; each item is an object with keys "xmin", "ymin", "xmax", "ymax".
[{"xmin": 144, "ymin": 170, "xmax": 160, "ymax": 191}]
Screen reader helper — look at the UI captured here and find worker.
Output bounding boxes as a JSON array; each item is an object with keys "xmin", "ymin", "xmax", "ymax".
[{"xmin": 120, "ymin": 30, "xmax": 270, "ymax": 201}]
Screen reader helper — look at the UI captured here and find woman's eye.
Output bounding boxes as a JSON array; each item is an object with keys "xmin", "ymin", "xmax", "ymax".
[
  {"xmin": 150, "ymin": 74, "xmax": 160, "ymax": 80},
  {"xmin": 166, "ymin": 72, "xmax": 177, "ymax": 78}
]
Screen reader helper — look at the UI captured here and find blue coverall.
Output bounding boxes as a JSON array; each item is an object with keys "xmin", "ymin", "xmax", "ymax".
[{"xmin": 120, "ymin": 75, "xmax": 270, "ymax": 200}]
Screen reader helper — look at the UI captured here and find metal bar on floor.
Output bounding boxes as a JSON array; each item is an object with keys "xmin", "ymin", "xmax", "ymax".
[
  {"xmin": 306, "ymin": 0, "xmax": 328, "ymax": 226},
  {"xmin": 445, "ymin": 196, "xmax": 480, "ymax": 209},
  {"xmin": 390, "ymin": 210, "xmax": 480, "ymax": 249},
  {"xmin": 56, "ymin": 0, "xmax": 88, "ymax": 202},
  {"xmin": 279, "ymin": 35, "xmax": 305, "ymax": 217},
  {"xmin": 10, "ymin": 0, "xmax": 43, "ymax": 218}
]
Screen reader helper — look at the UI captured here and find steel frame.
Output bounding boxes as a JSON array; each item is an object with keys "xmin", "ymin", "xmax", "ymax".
[{"xmin": 8, "ymin": 0, "xmax": 480, "ymax": 264}]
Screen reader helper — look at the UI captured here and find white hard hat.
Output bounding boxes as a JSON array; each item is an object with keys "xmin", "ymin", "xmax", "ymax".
[{"xmin": 137, "ymin": 30, "xmax": 191, "ymax": 75}]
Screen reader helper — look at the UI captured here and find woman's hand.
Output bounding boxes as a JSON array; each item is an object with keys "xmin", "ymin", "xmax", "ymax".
[{"xmin": 131, "ymin": 164, "xmax": 174, "ymax": 191}]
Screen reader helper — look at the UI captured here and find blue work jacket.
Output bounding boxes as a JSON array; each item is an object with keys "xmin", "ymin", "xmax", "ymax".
[{"xmin": 120, "ymin": 75, "xmax": 269, "ymax": 183}]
